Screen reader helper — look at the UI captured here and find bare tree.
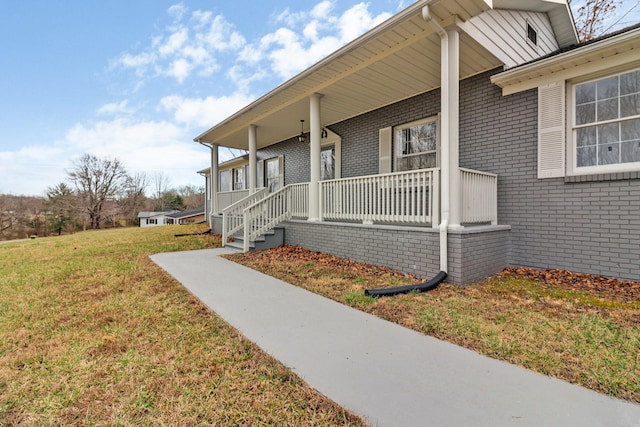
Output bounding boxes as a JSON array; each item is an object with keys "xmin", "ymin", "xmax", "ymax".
[
  {"xmin": 68, "ymin": 154, "xmax": 128, "ymax": 229},
  {"xmin": 177, "ymin": 184, "xmax": 205, "ymax": 209},
  {"xmin": 119, "ymin": 172, "xmax": 149, "ymax": 226},
  {"xmin": 152, "ymin": 172, "xmax": 172, "ymax": 211},
  {"xmin": 569, "ymin": 0, "xmax": 620, "ymax": 41}
]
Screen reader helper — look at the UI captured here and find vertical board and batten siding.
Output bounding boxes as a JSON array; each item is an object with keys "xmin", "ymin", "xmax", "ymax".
[{"xmin": 463, "ymin": 10, "xmax": 558, "ymax": 68}]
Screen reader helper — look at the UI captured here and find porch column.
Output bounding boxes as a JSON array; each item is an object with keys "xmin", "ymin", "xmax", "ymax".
[
  {"xmin": 447, "ymin": 27, "xmax": 461, "ymax": 228},
  {"xmin": 248, "ymin": 125, "xmax": 257, "ymax": 194},
  {"xmin": 308, "ymin": 93, "xmax": 322, "ymax": 221},
  {"xmin": 210, "ymin": 143, "xmax": 219, "ymax": 217},
  {"xmin": 439, "ymin": 26, "xmax": 461, "ymax": 229}
]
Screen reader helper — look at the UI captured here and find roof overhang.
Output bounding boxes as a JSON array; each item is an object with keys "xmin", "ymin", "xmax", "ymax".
[
  {"xmin": 491, "ymin": 26, "xmax": 640, "ymax": 95},
  {"xmin": 195, "ymin": 0, "xmax": 574, "ymax": 150},
  {"xmin": 195, "ymin": 0, "xmax": 502, "ymax": 150}
]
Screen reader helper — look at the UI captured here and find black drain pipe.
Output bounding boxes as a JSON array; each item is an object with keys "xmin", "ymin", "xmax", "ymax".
[{"xmin": 364, "ymin": 270, "xmax": 447, "ymax": 297}]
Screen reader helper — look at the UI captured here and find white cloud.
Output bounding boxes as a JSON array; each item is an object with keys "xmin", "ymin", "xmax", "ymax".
[
  {"xmin": 239, "ymin": 1, "xmax": 393, "ymax": 80},
  {"xmin": 166, "ymin": 58, "xmax": 191, "ymax": 83},
  {"xmin": 61, "ymin": 118, "xmax": 207, "ymax": 188},
  {"xmin": 339, "ymin": 3, "xmax": 391, "ymax": 41},
  {"xmin": 96, "ymin": 100, "xmax": 133, "ymax": 115},
  {"xmin": 114, "ymin": 5, "xmax": 245, "ymax": 85},
  {"xmin": 160, "ymin": 94, "xmax": 254, "ymax": 128},
  {"xmin": 159, "ymin": 28, "xmax": 188, "ymax": 56}
]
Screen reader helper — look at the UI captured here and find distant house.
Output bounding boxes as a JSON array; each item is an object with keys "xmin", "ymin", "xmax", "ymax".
[
  {"xmin": 166, "ymin": 207, "xmax": 206, "ymax": 225},
  {"xmin": 195, "ymin": 0, "xmax": 640, "ymax": 285},
  {"xmin": 137, "ymin": 210, "xmax": 180, "ymax": 228}
]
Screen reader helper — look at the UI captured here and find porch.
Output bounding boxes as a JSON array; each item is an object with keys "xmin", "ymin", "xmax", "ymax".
[{"xmin": 211, "ymin": 166, "xmax": 504, "ymax": 284}]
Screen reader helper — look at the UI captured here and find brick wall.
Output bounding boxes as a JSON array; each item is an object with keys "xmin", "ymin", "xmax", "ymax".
[
  {"xmin": 460, "ymin": 69, "xmax": 640, "ymax": 281},
  {"xmin": 280, "ymin": 221, "xmax": 509, "ymax": 285},
  {"xmin": 252, "ymin": 68, "xmax": 640, "ymax": 282},
  {"xmin": 281, "ymin": 220, "xmax": 441, "ymax": 279}
]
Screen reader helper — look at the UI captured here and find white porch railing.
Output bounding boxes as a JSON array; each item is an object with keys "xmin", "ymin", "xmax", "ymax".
[
  {"xmin": 320, "ymin": 168, "xmax": 440, "ymax": 226},
  {"xmin": 226, "ymin": 167, "xmax": 497, "ymax": 253},
  {"xmin": 218, "ymin": 190, "xmax": 250, "ymax": 213},
  {"xmin": 222, "ymin": 188, "xmax": 269, "ymax": 246},
  {"xmin": 460, "ymin": 167, "xmax": 497, "ymax": 225},
  {"xmin": 243, "ymin": 183, "xmax": 309, "ymax": 252}
]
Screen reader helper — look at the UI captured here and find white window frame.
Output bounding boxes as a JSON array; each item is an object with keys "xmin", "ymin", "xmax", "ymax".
[
  {"xmin": 568, "ymin": 67, "xmax": 640, "ymax": 176},
  {"xmin": 232, "ymin": 165, "xmax": 247, "ymax": 191},
  {"xmin": 219, "ymin": 169, "xmax": 232, "ymax": 192},
  {"xmin": 393, "ymin": 116, "xmax": 439, "ymax": 172}
]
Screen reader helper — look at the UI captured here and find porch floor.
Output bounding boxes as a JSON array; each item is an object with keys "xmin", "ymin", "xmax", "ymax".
[{"xmin": 151, "ymin": 249, "xmax": 640, "ymax": 427}]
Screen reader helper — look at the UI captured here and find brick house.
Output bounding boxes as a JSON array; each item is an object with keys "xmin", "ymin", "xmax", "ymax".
[{"xmin": 195, "ymin": 0, "xmax": 640, "ymax": 284}]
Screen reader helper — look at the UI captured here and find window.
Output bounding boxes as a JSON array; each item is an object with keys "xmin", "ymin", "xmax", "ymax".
[
  {"xmin": 321, "ymin": 146, "xmax": 335, "ymax": 180},
  {"xmin": 233, "ymin": 166, "xmax": 246, "ymax": 190},
  {"xmin": 527, "ymin": 23, "xmax": 537, "ymax": 47},
  {"xmin": 394, "ymin": 117, "xmax": 438, "ymax": 171},
  {"xmin": 147, "ymin": 218, "xmax": 157, "ymax": 225},
  {"xmin": 219, "ymin": 170, "xmax": 231, "ymax": 192},
  {"xmin": 573, "ymin": 69, "xmax": 640, "ymax": 172},
  {"xmin": 265, "ymin": 157, "xmax": 281, "ymax": 192}
]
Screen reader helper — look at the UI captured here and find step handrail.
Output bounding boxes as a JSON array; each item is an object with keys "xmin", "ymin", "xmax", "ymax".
[
  {"xmin": 222, "ymin": 187, "xmax": 269, "ymax": 246},
  {"xmin": 241, "ymin": 184, "xmax": 301, "ymax": 252}
]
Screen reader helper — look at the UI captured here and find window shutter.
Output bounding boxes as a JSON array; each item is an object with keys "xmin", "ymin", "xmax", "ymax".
[
  {"xmin": 257, "ymin": 160, "xmax": 264, "ymax": 188},
  {"xmin": 379, "ymin": 127, "xmax": 392, "ymax": 174},
  {"xmin": 538, "ymin": 82, "xmax": 565, "ymax": 179}
]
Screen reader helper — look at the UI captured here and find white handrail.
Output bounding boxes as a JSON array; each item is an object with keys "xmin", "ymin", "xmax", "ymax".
[
  {"xmin": 460, "ymin": 167, "xmax": 498, "ymax": 225},
  {"xmin": 241, "ymin": 183, "xmax": 309, "ymax": 252},
  {"xmin": 222, "ymin": 188, "xmax": 269, "ymax": 246}
]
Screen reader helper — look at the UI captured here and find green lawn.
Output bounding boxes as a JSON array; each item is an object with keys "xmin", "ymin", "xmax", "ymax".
[{"xmin": 0, "ymin": 226, "xmax": 364, "ymax": 426}]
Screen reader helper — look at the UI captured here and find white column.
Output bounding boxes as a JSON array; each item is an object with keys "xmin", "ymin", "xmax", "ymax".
[
  {"xmin": 438, "ymin": 26, "xmax": 461, "ymax": 230},
  {"xmin": 446, "ymin": 28, "xmax": 461, "ymax": 229},
  {"xmin": 308, "ymin": 93, "xmax": 322, "ymax": 221},
  {"xmin": 248, "ymin": 125, "xmax": 257, "ymax": 194},
  {"xmin": 203, "ymin": 173, "xmax": 210, "ymax": 226},
  {"xmin": 210, "ymin": 143, "xmax": 219, "ymax": 217},
  {"xmin": 440, "ymin": 31, "xmax": 450, "ymax": 230}
]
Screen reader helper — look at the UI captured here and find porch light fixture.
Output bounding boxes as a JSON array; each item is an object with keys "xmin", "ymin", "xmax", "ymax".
[
  {"xmin": 321, "ymin": 127, "xmax": 328, "ymax": 139},
  {"xmin": 298, "ymin": 120, "xmax": 306, "ymax": 143}
]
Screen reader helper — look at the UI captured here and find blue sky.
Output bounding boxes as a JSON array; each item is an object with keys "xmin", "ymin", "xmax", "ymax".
[{"xmin": 1, "ymin": 0, "xmax": 638, "ymax": 196}]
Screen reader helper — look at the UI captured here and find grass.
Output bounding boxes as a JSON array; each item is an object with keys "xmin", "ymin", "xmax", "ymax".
[
  {"xmin": 0, "ymin": 226, "xmax": 364, "ymax": 426},
  {"xmin": 228, "ymin": 247, "xmax": 640, "ymax": 403}
]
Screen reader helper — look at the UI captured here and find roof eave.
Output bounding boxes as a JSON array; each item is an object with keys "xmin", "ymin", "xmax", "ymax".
[{"xmin": 491, "ymin": 26, "xmax": 640, "ymax": 95}]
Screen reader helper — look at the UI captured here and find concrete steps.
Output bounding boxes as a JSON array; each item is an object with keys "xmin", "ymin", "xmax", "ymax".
[{"xmin": 225, "ymin": 227, "xmax": 284, "ymax": 252}]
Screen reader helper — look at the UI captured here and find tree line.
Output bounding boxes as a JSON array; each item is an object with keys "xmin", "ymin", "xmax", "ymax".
[{"xmin": 0, "ymin": 154, "xmax": 204, "ymax": 240}]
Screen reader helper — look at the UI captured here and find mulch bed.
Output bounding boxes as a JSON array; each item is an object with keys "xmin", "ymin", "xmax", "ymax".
[
  {"xmin": 500, "ymin": 267, "xmax": 640, "ymax": 301},
  {"xmin": 243, "ymin": 245, "xmax": 640, "ymax": 301}
]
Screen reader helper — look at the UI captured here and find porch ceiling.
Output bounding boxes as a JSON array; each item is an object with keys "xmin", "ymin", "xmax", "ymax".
[{"xmin": 196, "ymin": 0, "xmax": 502, "ymax": 150}]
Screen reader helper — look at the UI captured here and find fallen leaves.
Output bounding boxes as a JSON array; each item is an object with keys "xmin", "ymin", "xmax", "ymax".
[{"xmin": 500, "ymin": 267, "xmax": 640, "ymax": 302}]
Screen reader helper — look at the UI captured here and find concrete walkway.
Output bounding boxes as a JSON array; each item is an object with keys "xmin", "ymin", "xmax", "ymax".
[{"xmin": 151, "ymin": 248, "xmax": 640, "ymax": 427}]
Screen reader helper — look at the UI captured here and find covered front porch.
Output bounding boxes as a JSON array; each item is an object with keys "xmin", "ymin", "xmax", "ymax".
[{"xmin": 194, "ymin": 0, "xmax": 521, "ymax": 283}]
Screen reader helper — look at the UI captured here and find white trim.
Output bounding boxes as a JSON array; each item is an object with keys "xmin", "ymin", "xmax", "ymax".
[
  {"xmin": 492, "ymin": 27, "xmax": 640, "ymax": 96},
  {"xmin": 248, "ymin": 125, "xmax": 257, "ymax": 193},
  {"xmin": 393, "ymin": 116, "xmax": 439, "ymax": 171},
  {"xmin": 567, "ymin": 67, "xmax": 640, "ymax": 176},
  {"xmin": 379, "ymin": 127, "xmax": 393, "ymax": 174},
  {"xmin": 321, "ymin": 128, "xmax": 341, "ymax": 179}
]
